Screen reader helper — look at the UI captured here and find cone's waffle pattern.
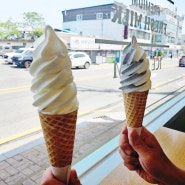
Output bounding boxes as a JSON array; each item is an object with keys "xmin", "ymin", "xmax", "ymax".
[
  {"xmin": 123, "ymin": 91, "xmax": 148, "ymax": 128},
  {"xmin": 39, "ymin": 110, "xmax": 77, "ymax": 167}
]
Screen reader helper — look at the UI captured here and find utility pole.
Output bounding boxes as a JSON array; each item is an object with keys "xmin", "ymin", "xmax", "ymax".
[{"xmin": 167, "ymin": 0, "xmax": 174, "ymax": 4}]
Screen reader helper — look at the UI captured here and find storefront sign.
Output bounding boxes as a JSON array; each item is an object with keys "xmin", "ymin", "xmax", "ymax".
[
  {"xmin": 70, "ymin": 37, "xmax": 98, "ymax": 49},
  {"xmin": 132, "ymin": 0, "xmax": 160, "ymax": 15},
  {"xmin": 111, "ymin": 1, "xmax": 167, "ymax": 35}
]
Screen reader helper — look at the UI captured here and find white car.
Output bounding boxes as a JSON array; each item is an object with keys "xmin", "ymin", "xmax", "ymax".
[
  {"xmin": 3, "ymin": 48, "xmax": 34, "ymax": 64},
  {"xmin": 69, "ymin": 52, "xmax": 91, "ymax": 69}
]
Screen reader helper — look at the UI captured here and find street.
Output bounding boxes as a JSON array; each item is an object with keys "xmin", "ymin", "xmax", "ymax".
[
  {"xmin": 0, "ymin": 57, "xmax": 184, "ymax": 145},
  {"xmin": 0, "ymin": 57, "xmax": 185, "ymax": 184}
]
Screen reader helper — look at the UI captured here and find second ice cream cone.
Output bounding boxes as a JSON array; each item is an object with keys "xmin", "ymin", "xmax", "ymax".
[{"xmin": 123, "ymin": 91, "xmax": 148, "ymax": 129}]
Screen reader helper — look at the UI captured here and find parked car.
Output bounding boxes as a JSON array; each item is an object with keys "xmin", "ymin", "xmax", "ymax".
[
  {"xmin": 12, "ymin": 48, "xmax": 34, "ymax": 68},
  {"xmin": 0, "ymin": 45, "xmax": 13, "ymax": 57},
  {"xmin": 3, "ymin": 48, "xmax": 33, "ymax": 64},
  {"xmin": 69, "ymin": 52, "xmax": 91, "ymax": 69},
  {"xmin": 179, "ymin": 56, "xmax": 185, "ymax": 67},
  {"xmin": 0, "ymin": 46, "xmax": 3, "ymax": 57}
]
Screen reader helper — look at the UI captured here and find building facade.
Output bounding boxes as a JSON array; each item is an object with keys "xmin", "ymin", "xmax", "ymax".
[{"xmin": 61, "ymin": 1, "xmax": 184, "ymax": 61}]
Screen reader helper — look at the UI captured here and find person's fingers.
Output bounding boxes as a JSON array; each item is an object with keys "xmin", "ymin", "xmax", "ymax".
[
  {"xmin": 43, "ymin": 168, "xmax": 53, "ymax": 178},
  {"xmin": 119, "ymin": 131, "xmax": 129, "ymax": 148},
  {"xmin": 129, "ymin": 129, "xmax": 149, "ymax": 156},
  {"xmin": 120, "ymin": 152, "xmax": 140, "ymax": 168},
  {"xmin": 119, "ymin": 143, "xmax": 140, "ymax": 171},
  {"xmin": 140, "ymin": 127, "xmax": 159, "ymax": 147},
  {"xmin": 119, "ymin": 141, "xmax": 137, "ymax": 156},
  {"xmin": 124, "ymin": 161, "xmax": 141, "ymax": 171},
  {"xmin": 121, "ymin": 125, "xmax": 127, "ymax": 135},
  {"xmin": 69, "ymin": 169, "xmax": 82, "ymax": 185},
  {"xmin": 119, "ymin": 127, "xmax": 136, "ymax": 156}
]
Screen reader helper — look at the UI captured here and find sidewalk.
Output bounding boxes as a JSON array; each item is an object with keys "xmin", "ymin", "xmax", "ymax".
[
  {"xmin": 149, "ymin": 57, "xmax": 179, "ymax": 70},
  {"xmin": 0, "ymin": 112, "xmax": 124, "ymax": 185}
]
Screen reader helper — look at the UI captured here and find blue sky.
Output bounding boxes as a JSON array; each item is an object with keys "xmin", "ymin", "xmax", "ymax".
[{"xmin": 0, "ymin": 0, "xmax": 184, "ymax": 32}]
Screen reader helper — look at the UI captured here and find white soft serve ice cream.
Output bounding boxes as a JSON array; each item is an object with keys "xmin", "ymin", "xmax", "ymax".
[
  {"xmin": 120, "ymin": 36, "xmax": 151, "ymax": 93},
  {"xmin": 29, "ymin": 25, "xmax": 78, "ymax": 114}
]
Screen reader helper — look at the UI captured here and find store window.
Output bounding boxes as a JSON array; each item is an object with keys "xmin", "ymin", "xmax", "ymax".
[
  {"xmin": 156, "ymin": 35, "xmax": 162, "ymax": 43},
  {"xmin": 76, "ymin": 14, "xmax": 83, "ymax": 21},
  {"xmin": 129, "ymin": 29, "xmax": 136, "ymax": 37},
  {"xmin": 96, "ymin": 13, "xmax": 103, "ymax": 19}
]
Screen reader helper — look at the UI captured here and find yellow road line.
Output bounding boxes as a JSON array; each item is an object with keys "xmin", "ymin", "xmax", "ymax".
[
  {"xmin": 0, "ymin": 73, "xmax": 112, "ymax": 94},
  {"xmin": 1, "ymin": 73, "xmax": 185, "ymax": 144},
  {"xmin": 0, "ymin": 126, "xmax": 41, "ymax": 145},
  {"xmin": 0, "ymin": 109, "xmax": 109, "ymax": 145},
  {"xmin": 152, "ymin": 74, "xmax": 185, "ymax": 89},
  {"xmin": 0, "ymin": 85, "xmax": 30, "ymax": 94}
]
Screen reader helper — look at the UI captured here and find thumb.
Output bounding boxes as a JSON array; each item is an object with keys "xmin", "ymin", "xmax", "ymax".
[
  {"xmin": 129, "ymin": 130, "xmax": 148, "ymax": 156},
  {"xmin": 69, "ymin": 169, "xmax": 82, "ymax": 185}
]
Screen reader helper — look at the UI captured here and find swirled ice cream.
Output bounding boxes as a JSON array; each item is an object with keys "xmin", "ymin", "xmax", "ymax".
[
  {"xmin": 119, "ymin": 36, "xmax": 151, "ymax": 93},
  {"xmin": 29, "ymin": 25, "xmax": 78, "ymax": 114}
]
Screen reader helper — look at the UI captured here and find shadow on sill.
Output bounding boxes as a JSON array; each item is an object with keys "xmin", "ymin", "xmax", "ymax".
[{"xmin": 164, "ymin": 106, "xmax": 185, "ymax": 132}]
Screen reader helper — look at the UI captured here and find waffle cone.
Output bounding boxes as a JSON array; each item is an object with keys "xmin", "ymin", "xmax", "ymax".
[
  {"xmin": 39, "ymin": 110, "xmax": 77, "ymax": 167},
  {"xmin": 123, "ymin": 91, "xmax": 148, "ymax": 128}
]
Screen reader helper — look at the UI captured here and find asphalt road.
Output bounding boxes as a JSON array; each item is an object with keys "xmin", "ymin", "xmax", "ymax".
[{"xmin": 0, "ymin": 57, "xmax": 184, "ymax": 145}]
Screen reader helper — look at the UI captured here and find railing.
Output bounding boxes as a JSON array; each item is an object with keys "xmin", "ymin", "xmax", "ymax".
[{"xmin": 73, "ymin": 87, "xmax": 185, "ymax": 185}]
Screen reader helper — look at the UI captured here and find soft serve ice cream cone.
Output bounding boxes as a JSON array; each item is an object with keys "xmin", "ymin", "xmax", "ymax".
[
  {"xmin": 119, "ymin": 36, "xmax": 151, "ymax": 135},
  {"xmin": 29, "ymin": 25, "xmax": 78, "ymax": 184}
]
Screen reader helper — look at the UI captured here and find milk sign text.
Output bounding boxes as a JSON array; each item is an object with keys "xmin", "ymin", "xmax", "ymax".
[{"xmin": 111, "ymin": 0, "xmax": 167, "ymax": 35}]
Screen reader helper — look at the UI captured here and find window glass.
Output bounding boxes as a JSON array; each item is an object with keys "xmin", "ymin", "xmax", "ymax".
[
  {"xmin": 4, "ymin": 46, "xmax": 10, "ymax": 49},
  {"xmin": 17, "ymin": 49, "xmax": 24, "ymax": 53},
  {"xmin": 25, "ymin": 50, "xmax": 33, "ymax": 55},
  {"xmin": 76, "ymin": 14, "xmax": 83, "ymax": 21},
  {"xmin": 96, "ymin": 13, "xmax": 103, "ymax": 19},
  {"xmin": 74, "ymin": 54, "xmax": 84, "ymax": 58}
]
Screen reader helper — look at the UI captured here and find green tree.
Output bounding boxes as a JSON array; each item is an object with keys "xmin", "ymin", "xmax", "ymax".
[
  {"xmin": 0, "ymin": 12, "xmax": 45, "ymax": 40},
  {"xmin": 0, "ymin": 19, "xmax": 21, "ymax": 39},
  {"xmin": 22, "ymin": 12, "xmax": 45, "ymax": 30},
  {"xmin": 21, "ymin": 12, "xmax": 45, "ymax": 39},
  {"xmin": 33, "ymin": 28, "xmax": 44, "ymax": 37}
]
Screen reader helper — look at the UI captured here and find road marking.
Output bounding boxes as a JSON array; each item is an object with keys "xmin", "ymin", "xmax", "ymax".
[
  {"xmin": 0, "ymin": 85, "xmax": 30, "ymax": 94},
  {"xmin": 1, "ymin": 70, "xmax": 184, "ymax": 94},
  {"xmin": 152, "ymin": 74, "xmax": 185, "ymax": 89},
  {"xmin": 0, "ymin": 108, "xmax": 109, "ymax": 145},
  {"xmin": 1, "ymin": 72, "xmax": 185, "ymax": 144},
  {"xmin": 0, "ymin": 126, "xmax": 41, "ymax": 145},
  {"xmin": 0, "ymin": 73, "xmax": 113, "ymax": 94}
]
